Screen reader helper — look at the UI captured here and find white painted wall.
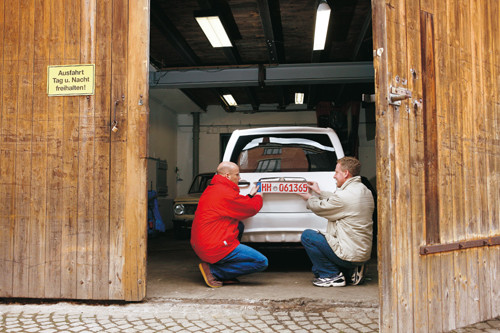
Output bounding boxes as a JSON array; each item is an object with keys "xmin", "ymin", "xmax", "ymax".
[{"xmin": 147, "ymin": 94, "xmax": 179, "ymax": 228}]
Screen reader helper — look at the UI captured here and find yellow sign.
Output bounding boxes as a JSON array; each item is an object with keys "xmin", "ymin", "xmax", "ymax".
[{"xmin": 47, "ymin": 64, "xmax": 95, "ymax": 96}]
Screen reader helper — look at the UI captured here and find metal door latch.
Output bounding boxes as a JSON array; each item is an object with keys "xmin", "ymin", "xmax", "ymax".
[{"xmin": 389, "ymin": 86, "xmax": 412, "ymax": 105}]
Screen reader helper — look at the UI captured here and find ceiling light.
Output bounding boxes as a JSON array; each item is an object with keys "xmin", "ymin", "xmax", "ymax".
[
  {"xmin": 313, "ymin": 0, "xmax": 331, "ymax": 51},
  {"xmin": 223, "ymin": 94, "xmax": 237, "ymax": 106},
  {"xmin": 295, "ymin": 92, "xmax": 304, "ymax": 104},
  {"xmin": 195, "ymin": 16, "xmax": 232, "ymax": 48}
]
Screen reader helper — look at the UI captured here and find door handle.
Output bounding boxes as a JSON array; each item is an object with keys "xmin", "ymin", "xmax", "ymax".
[{"xmin": 238, "ymin": 180, "xmax": 250, "ymax": 187}]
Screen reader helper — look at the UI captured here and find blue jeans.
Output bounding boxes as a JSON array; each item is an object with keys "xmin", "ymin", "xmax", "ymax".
[
  {"xmin": 210, "ymin": 244, "xmax": 268, "ymax": 280},
  {"xmin": 301, "ymin": 229, "xmax": 360, "ymax": 278}
]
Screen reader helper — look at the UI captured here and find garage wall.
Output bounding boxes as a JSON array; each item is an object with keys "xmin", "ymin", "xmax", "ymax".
[{"xmin": 147, "ymin": 96, "xmax": 178, "ymax": 229}]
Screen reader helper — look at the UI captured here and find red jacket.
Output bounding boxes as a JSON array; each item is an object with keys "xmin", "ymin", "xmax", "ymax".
[{"xmin": 190, "ymin": 174, "xmax": 263, "ymax": 263}]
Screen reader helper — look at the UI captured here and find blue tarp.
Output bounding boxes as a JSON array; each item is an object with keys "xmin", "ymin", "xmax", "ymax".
[{"xmin": 148, "ymin": 190, "xmax": 166, "ymax": 234}]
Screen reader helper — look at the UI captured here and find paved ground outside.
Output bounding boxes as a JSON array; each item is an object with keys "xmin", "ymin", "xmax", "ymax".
[
  {"xmin": 0, "ymin": 233, "xmax": 498, "ymax": 332},
  {"xmin": 0, "ymin": 300, "xmax": 380, "ymax": 333},
  {"xmin": 0, "ymin": 299, "xmax": 498, "ymax": 332}
]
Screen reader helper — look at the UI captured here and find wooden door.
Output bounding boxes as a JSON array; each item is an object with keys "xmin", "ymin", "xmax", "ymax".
[
  {"xmin": 0, "ymin": 0, "xmax": 149, "ymax": 301},
  {"xmin": 372, "ymin": 0, "xmax": 500, "ymax": 332}
]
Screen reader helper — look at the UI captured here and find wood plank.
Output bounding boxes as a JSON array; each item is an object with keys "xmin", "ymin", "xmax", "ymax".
[
  {"xmin": 372, "ymin": 0, "xmax": 395, "ymax": 330},
  {"xmin": 491, "ymin": 0, "xmax": 500, "ymax": 237},
  {"xmin": 484, "ymin": 0, "xmax": 499, "ymax": 239},
  {"xmin": 468, "ymin": 1, "xmax": 489, "ymax": 321},
  {"xmin": 419, "ymin": 9, "xmax": 444, "ymax": 333},
  {"xmin": 406, "ymin": 0, "xmax": 429, "ymax": 330},
  {"xmin": 390, "ymin": 0, "xmax": 413, "ymax": 331},
  {"xmin": 12, "ymin": 0, "xmax": 35, "ymax": 298},
  {"xmin": 440, "ymin": 252, "xmax": 456, "ymax": 331},
  {"xmin": 490, "ymin": 0, "xmax": 500, "ymax": 316},
  {"xmin": 108, "ymin": 0, "xmax": 129, "ymax": 300},
  {"xmin": 444, "ymin": 1, "xmax": 467, "ymax": 329},
  {"xmin": 492, "ymin": 0, "xmax": 500, "ymax": 319},
  {"xmin": 76, "ymin": 0, "xmax": 97, "ymax": 299},
  {"xmin": 420, "ymin": 10, "xmax": 440, "ymax": 245},
  {"xmin": 461, "ymin": 0, "xmax": 481, "ymax": 325},
  {"xmin": 433, "ymin": 0, "xmax": 453, "ymax": 244},
  {"xmin": 433, "ymin": 1, "xmax": 456, "ymax": 330},
  {"xmin": 124, "ymin": 0, "xmax": 149, "ymax": 301},
  {"xmin": 475, "ymin": 0, "xmax": 492, "ymax": 237},
  {"xmin": 92, "ymin": 0, "xmax": 113, "ymax": 299},
  {"xmin": 28, "ymin": 0, "xmax": 50, "ymax": 300},
  {"xmin": 44, "ymin": 0, "xmax": 65, "ymax": 299},
  {"xmin": 60, "ymin": 0, "xmax": 81, "ymax": 299},
  {"xmin": 0, "ymin": 0, "xmax": 21, "ymax": 297},
  {"xmin": 475, "ymin": 0, "xmax": 493, "ymax": 321},
  {"xmin": 386, "ymin": 0, "xmax": 401, "ymax": 328},
  {"xmin": 492, "ymin": 246, "xmax": 500, "ymax": 317}
]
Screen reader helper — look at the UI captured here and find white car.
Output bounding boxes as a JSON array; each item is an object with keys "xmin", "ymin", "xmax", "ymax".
[{"xmin": 222, "ymin": 126, "xmax": 345, "ymax": 243}]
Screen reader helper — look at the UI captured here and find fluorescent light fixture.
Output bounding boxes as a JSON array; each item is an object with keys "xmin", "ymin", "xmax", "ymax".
[
  {"xmin": 195, "ymin": 16, "xmax": 232, "ymax": 48},
  {"xmin": 295, "ymin": 92, "xmax": 304, "ymax": 104},
  {"xmin": 313, "ymin": 1, "xmax": 331, "ymax": 51},
  {"xmin": 223, "ymin": 94, "xmax": 237, "ymax": 106}
]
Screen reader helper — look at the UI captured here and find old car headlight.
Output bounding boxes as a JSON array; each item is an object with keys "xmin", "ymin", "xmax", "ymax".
[{"xmin": 173, "ymin": 204, "xmax": 185, "ymax": 215}]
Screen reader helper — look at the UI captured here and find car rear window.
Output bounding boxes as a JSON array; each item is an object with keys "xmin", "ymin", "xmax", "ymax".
[{"xmin": 230, "ymin": 133, "xmax": 339, "ymax": 172}]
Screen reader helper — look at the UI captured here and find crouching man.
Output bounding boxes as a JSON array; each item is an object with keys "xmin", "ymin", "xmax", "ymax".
[
  {"xmin": 191, "ymin": 161, "xmax": 268, "ymax": 288},
  {"xmin": 297, "ymin": 157, "xmax": 374, "ymax": 287}
]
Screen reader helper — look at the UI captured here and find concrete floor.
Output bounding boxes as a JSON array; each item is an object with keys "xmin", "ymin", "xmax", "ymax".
[{"xmin": 146, "ymin": 231, "xmax": 379, "ymax": 310}]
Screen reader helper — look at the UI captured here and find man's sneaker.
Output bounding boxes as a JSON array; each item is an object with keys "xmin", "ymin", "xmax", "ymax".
[
  {"xmin": 312, "ymin": 273, "xmax": 346, "ymax": 287},
  {"xmin": 351, "ymin": 264, "xmax": 366, "ymax": 286},
  {"xmin": 199, "ymin": 262, "xmax": 222, "ymax": 288}
]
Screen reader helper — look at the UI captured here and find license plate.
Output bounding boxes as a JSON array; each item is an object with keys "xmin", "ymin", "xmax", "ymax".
[{"xmin": 259, "ymin": 182, "xmax": 309, "ymax": 194}]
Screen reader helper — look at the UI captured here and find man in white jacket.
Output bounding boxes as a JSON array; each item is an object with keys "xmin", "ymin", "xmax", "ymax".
[{"xmin": 298, "ymin": 157, "xmax": 374, "ymax": 287}]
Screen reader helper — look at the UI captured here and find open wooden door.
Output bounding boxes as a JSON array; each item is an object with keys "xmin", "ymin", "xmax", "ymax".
[
  {"xmin": 372, "ymin": 0, "xmax": 500, "ymax": 331},
  {"xmin": 0, "ymin": 0, "xmax": 149, "ymax": 301}
]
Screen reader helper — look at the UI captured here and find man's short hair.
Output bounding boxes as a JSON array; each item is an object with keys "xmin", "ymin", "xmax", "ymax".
[{"xmin": 338, "ymin": 157, "xmax": 361, "ymax": 176}]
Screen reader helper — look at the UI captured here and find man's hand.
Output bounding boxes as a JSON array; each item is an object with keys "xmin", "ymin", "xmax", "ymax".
[
  {"xmin": 249, "ymin": 185, "xmax": 262, "ymax": 196},
  {"xmin": 296, "ymin": 192, "xmax": 312, "ymax": 200},
  {"xmin": 307, "ymin": 181, "xmax": 321, "ymax": 195}
]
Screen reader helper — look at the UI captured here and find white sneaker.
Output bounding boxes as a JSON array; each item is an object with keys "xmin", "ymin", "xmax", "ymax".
[
  {"xmin": 351, "ymin": 264, "xmax": 366, "ymax": 286},
  {"xmin": 312, "ymin": 273, "xmax": 346, "ymax": 287}
]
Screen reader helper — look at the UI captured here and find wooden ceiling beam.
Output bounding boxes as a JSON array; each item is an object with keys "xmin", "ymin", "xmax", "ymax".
[
  {"xmin": 257, "ymin": 0, "xmax": 285, "ymax": 64},
  {"xmin": 150, "ymin": 1, "xmax": 201, "ymax": 66},
  {"xmin": 257, "ymin": 0, "xmax": 286, "ymax": 109}
]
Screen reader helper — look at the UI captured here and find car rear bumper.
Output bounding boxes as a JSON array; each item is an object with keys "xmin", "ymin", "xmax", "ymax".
[{"xmin": 241, "ymin": 212, "xmax": 327, "ymax": 243}]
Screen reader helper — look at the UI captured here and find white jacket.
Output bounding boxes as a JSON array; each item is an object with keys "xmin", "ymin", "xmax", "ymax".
[{"xmin": 306, "ymin": 176, "xmax": 374, "ymax": 262}]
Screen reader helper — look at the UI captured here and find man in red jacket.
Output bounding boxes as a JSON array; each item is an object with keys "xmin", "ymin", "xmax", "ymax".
[{"xmin": 191, "ymin": 161, "xmax": 268, "ymax": 288}]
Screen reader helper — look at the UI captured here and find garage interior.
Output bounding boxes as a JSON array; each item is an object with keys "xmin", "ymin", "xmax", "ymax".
[{"xmin": 145, "ymin": 0, "xmax": 378, "ymax": 302}]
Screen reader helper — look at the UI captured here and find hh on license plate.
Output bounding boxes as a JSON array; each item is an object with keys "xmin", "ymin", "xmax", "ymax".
[{"xmin": 260, "ymin": 182, "xmax": 308, "ymax": 194}]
